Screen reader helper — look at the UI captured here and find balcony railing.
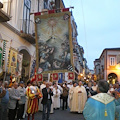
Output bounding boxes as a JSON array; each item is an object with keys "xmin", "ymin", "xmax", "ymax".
[{"xmin": 19, "ymin": 19, "xmax": 35, "ymax": 44}]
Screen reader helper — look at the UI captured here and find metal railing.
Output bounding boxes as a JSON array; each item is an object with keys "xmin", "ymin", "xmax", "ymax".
[{"xmin": 19, "ymin": 19, "xmax": 35, "ymax": 36}]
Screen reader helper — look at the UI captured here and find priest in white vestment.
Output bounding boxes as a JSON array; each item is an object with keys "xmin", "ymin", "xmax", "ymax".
[
  {"xmin": 69, "ymin": 82, "xmax": 76, "ymax": 109},
  {"xmin": 71, "ymin": 81, "xmax": 87, "ymax": 113},
  {"xmin": 83, "ymin": 80, "xmax": 115, "ymax": 120},
  {"xmin": 53, "ymin": 86, "xmax": 61, "ymax": 109},
  {"xmin": 68, "ymin": 82, "xmax": 73, "ymax": 89},
  {"xmin": 92, "ymin": 82, "xmax": 98, "ymax": 91}
]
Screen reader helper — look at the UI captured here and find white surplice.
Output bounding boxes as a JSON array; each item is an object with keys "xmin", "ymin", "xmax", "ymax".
[
  {"xmin": 53, "ymin": 89, "xmax": 61, "ymax": 109},
  {"xmin": 92, "ymin": 85, "xmax": 98, "ymax": 91},
  {"xmin": 69, "ymin": 86, "xmax": 76, "ymax": 109}
]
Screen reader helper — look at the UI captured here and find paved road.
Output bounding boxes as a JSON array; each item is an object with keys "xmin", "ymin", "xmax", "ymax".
[{"xmin": 24, "ymin": 109, "xmax": 85, "ymax": 120}]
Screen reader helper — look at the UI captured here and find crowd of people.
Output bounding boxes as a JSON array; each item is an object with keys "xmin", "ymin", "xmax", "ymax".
[{"xmin": 0, "ymin": 78, "xmax": 120, "ymax": 120}]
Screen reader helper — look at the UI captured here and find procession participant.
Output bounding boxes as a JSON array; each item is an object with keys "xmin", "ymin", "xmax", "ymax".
[
  {"xmin": 49, "ymin": 82, "xmax": 54, "ymax": 113},
  {"xmin": 26, "ymin": 80, "xmax": 42, "ymax": 120},
  {"xmin": 8, "ymin": 82, "xmax": 20, "ymax": 120},
  {"xmin": 39, "ymin": 80, "xmax": 46, "ymax": 111},
  {"xmin": 59, "ymin": 83, "xmax": 63, "ymax": 108},
  {"xmin": 40, "ymin": 80, "xmax": 46, "ymax": 90},
  {"xmin": 67, "ymin": 81, "xmax": 73, "ymax": 106},
  {"xmin": 113, "ymin": 84, "xmax": 116, "ymax": 90},
  {"xmin": 69, "ymin": 82, "xmax": 76, "ymax": 109},
  {"xmin": 108, "ymin": 84, "xmax": 115, "ymax": 95},
  {"xmin": 62, "ymin": 83, "xmax": 69, "ymax": 110},
  {"xmin": 92, "ymin": 82, "xmax": 98, "ymax": 91},
  {"xmin": 23, "ymin": 80, "xmax": 31, "ymax": 118},
  {"xmin": 0, "ymin": 81, "xmax": 9, "ymax": 120},
  {"xmin": 115, "ymin": 83, "xmax": 120, "ymax": 92},
  {"xmin": 17, "ymin": 81, "xmax": 26, "ymax": 120},
  {"xmin": 83, "ymin": 80, "xmax": 115, "ymax": 120},
  {"xmin": 53, "ymin": 86, "xmax": 61, "ymax": 109},
  {"xmin": 90, "ymin": 81, "xmax": 98, "ymax": 96},
  {"xmin": 71, "ymin": 81, "xmax": 87, "ymax": 113},
  {"xmin": 115, "ymin": 91, "xmax": 120, "ymax": 120},
  {"xmin": 8, "ymin": 77, "xmax": 16, "ymax": 88},
  {"xmin": 41, "ymin": 82, "xmax": 53, "ymax": 120},
  {"xmin": 67, "ymin": 82, "xmax": 73, "ymax": 89}
]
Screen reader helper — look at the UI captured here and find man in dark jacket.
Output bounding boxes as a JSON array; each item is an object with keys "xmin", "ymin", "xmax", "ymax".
[
  {"xmin": 41, "ymin": 82, "xmax": 53, "ymax": 120},
  {"xmin": 62, "ymin": 83, "xmax": 69, "ymax": 110}
]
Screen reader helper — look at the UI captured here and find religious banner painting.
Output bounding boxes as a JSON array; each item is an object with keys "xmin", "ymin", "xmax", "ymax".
[
  {"xmin": 53, "ymin": 73, "xmax": 59, "ymax": 81},
  {"xmin": 37, "ymin": 74, "xmax": 43, "ymax": 81},
  {"xmin": 35, "ymin": 11, "xmax": 73, "ymax": 73},
  {"xmin": 58, "ymin": 73, "xmax": 63, "ymax": 83},
  {"xmin": 8, "ymin": 48, "xmax": 18, "ymax": 74},
  {"xmin": 68, "ymin": 72, "xmax": 75, "ymax": 80},
  {"xmin": 16, "ymin": 53, "xmax": 23, "ymax": 77}
]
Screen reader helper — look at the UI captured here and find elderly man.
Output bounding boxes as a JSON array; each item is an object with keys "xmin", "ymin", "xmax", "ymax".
[
  {"xmin": 83, "ymin": 80, "xmax": 115, "ymax": 120},
  {"xmin": 41, "ymin": 82, "xmax": 53, "ymax": 120},
  {"xmin": 17, "ymin": 81, "xmax": 26, "ymax": 120},
  {"xmin": 8, "ymin": 82, "xmax": 21, "ymax": 120}
]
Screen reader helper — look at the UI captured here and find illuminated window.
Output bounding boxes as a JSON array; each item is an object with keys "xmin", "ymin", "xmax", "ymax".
[{"xmin": 110, "ymin": 57, "xmax": 115, "ymax": 66}]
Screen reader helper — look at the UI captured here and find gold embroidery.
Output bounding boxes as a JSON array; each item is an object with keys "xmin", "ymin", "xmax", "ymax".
[{"xmin": 91, "ymin": 93, "xmax": 114, "ymax": 104}]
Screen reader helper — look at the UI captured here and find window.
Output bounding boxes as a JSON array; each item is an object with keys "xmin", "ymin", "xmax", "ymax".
[
  {"xmin": 44, "ymin": 0, "xmax": 48, "ymax": 9},
  {"xmin": 110, "ymin": 57, "xmax": 115, "ymax": 66},
  {"xmin": 23, "ymin": 0, "xmax": 31, "ymax": 33}
]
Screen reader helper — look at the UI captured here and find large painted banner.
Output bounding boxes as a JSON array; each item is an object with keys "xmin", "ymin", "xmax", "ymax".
[
  {"xmin": 16, "ymin": 53, "xmax": 23, "ymax": 77},
  {"xmin": 8, "ymin": 48, "xmax": 18, "ymax": 74},
  {"xmin": 35, "ymin": 11, "xmax": 73, "ymax": 73}
]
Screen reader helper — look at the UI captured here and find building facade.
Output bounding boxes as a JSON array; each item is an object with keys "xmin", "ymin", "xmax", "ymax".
[
  {"xmin": 0, "ymin": 0, "xmax": 64, "ymax": 81},
  {"xmin": 94, "ymin": 48, "xmax": 120, "ymax": 83}
]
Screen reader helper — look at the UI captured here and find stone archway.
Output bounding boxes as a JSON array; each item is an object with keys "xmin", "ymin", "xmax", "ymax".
[
  {"xmin": 19, "ymin": 49, "xmax": 31, "ymax": 82},
  {"xmin": 108, "ymin": 73, "xmax": 118, "ymax": 84}
]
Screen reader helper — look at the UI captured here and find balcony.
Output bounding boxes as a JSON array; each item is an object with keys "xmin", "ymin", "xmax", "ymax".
[
  {"xmin": 0, "ymin": 0, "xmax": 10, "ymax": 22},
  {"xmin": 19, "ymin": 19, "xmax": 35, "ymax": 44},
  {"xmin": 0, "ymin": 2, "xmax": 3, "ymax": 8}
]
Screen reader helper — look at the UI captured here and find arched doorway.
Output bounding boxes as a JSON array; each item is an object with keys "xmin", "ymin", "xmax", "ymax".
[
  {"xmin": 108, "ymin": 73, "xmax": 118, "ymax": 84},
  {"xmin": 19, "ymin": 49, "xmax": 31, "ymax": 82}
]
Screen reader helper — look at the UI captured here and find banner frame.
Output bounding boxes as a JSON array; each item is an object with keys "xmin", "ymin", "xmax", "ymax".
[{"xmin": 34, "ymin": 11, "xmax": 74, "ymax": 74}]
